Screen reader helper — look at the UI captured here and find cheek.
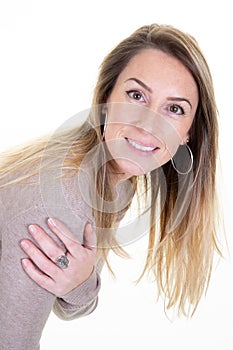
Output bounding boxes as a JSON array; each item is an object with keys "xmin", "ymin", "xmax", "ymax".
[
  {"xmin": 104, "ymin": 124, "xmax": 125, "ymax": 142},
  {"xmin": 108, "ymin": 86, "xmax": 126, "ymax": 104},
  {"xmin": 175, "ymin": 118, "xmax": 195, "ymax": 142}
]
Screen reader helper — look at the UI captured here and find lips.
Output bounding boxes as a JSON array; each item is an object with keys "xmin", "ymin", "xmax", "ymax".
[{"xmin": 125, "ymin": 137, "xmax": 160, "ymax": 153}]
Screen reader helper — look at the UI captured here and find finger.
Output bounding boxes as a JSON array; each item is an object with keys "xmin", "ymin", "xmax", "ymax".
[
  {"xmin": 21, "ymin": 258, "xmax": 56, "ymax": 293},
  {"xmin": 20, "ymin": 239, "xmax": 62, "ymax": 279},
  {"xmin": 28, "ymin": 224, "xmax": 66, "ymax": 263},
  {"xmin": 83, "ymin": 223, "xmax": 97, "ymax": 250},
  {"xmin": 47, "ymin": 218, "xmax": 83, "ymax": 256}
]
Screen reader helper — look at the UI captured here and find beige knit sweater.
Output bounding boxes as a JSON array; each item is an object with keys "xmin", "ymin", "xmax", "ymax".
[{"xmin": 0, "ymin": 168, "xmax": 102, "ymax": 349}]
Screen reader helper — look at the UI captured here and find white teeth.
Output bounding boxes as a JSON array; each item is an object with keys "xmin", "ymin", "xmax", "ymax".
[{"xmin": 127, "ymin": 138, "xmax": 155, "ymax": 152}]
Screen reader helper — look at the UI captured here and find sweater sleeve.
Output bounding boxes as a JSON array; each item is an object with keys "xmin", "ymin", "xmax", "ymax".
[
  {"xmin": 0, "ymin": 205, "xmax": 103, "ymax": 350},
  {"xmin": 53, "ymin": 264, "xmax": 101, "ymax": 320}
]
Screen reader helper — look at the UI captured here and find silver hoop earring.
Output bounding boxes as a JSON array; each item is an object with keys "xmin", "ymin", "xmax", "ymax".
[{"xmin": 171, "ymin": 143, "xmax": 193, "ymax": 175}]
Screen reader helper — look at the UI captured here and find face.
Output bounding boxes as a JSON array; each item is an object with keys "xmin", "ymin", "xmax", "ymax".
[{"xmin": 104, "ymin": 49, "xmax": 199, "ymax": 180}]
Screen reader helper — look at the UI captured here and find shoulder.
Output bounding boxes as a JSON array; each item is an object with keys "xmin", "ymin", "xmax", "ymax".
[{"xmin": 0, "ymin": 167, "xmax": 94, "ymax": 243}]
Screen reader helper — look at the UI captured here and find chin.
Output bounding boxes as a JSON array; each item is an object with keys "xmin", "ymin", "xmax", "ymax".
[{"xmin": 115, "ymin": 159, "xmax": 147, "ymax": 177}]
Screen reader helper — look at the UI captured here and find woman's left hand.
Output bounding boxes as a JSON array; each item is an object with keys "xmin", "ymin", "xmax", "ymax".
[{"xmin": 20, "ymin": 218, "xmax": 97, "ymax": 297}]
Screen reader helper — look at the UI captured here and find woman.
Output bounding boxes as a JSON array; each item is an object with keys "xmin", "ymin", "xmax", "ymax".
[{"xmin": 0, "ymin": 24, "xmax": 220, "ymax": 349}]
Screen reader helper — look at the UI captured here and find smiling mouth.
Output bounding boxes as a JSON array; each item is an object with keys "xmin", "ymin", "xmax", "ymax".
[{"xmin": 125, "ymin": 138, "xmax": 160, "ymax": 152}]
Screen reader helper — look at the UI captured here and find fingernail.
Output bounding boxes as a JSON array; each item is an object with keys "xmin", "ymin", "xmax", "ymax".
[
  {"xmin": 21, "ymin": 259, "xmax": 28, "ymax": 267},
  {"xmin": 48, "ymin": 218, "xmax": 56, "ymax": 227},
  {"xmin": 28, "ymin": 225, "xmax": 37, "ymax": 234},
  {"xmin": 20, "ymin": 240, "xmax": 29, "ymax": 249}
]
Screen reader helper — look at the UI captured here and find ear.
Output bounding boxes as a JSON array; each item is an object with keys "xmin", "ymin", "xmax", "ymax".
[
  {"xmin": 181, "ymin": 134, "xmax": 190, "ymax": 145},
  {"xmin": 101, "ymin": 104, "xmax": 108, "ymax": 115},
  {"xmin": 100, "ymin": 105, "xmax": 108, "ymax": 136}
]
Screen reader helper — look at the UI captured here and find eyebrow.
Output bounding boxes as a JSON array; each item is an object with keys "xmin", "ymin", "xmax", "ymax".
[
  {"xmin": 125, "ymin": 77, "xmax": 193, "ymax": 109},
  {"xmin": 124, "ymin": 78, "xmax": 153, "ymax": 93},
  {"xmin": 167, "ymin": 97, "xmax": 192, "ymax": 109}
]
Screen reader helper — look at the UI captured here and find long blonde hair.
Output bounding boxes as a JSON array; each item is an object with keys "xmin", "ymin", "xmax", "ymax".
[{"xmin": 0, "ymin": 24, "xmax": 220, "ymax": 316}]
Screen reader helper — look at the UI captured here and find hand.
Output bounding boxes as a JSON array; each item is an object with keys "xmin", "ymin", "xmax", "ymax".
[{"xmin": 20, "ymin": 218, "xmax": 97, "ymax": 297}]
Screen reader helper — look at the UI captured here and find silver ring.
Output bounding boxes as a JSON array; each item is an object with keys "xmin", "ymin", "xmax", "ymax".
[{"xmin": 55, "ymin": 255, "xmax": 69, "ymax": 269}]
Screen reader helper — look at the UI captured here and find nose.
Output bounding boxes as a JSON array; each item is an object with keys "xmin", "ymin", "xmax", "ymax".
[
  {"xmin": 133, "ymin": 106, "xmax": 160, "ymax": 134},
  {"xmin": 134, "ymin": 106, "xmax": 181, "ymax": 151}
]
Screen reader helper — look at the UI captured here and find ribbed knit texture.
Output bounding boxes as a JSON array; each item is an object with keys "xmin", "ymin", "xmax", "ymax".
[{"xmin": 0, "ymin": 169, "xmax": 102, "ymax": 349}]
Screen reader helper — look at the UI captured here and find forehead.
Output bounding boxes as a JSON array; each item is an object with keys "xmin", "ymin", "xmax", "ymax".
[
  {"xmin": 117, "ymin": 49, "xmax": 198, "ymax": 94},
  {"xmin": 122, "ymin": 49, "xmax": 190, "ymax": 76}
]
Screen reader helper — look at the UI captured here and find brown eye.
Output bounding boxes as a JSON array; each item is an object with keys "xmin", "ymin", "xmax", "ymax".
[
  {"xmin": 169, "ymin": 104, "xmax": 184, "ymax": 115},
  {"xmin": 127, "ymin": 90, "xmax": 145, "ymax": 102},
  {"xmin": 132, "ymin": 92, "xmax": 142, "ymax": 100}
]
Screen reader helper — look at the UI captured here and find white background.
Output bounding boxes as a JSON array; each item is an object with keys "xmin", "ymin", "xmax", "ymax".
[{"xmin": 0, "ymin": 1, "xmax": 233, "ymax": 349}]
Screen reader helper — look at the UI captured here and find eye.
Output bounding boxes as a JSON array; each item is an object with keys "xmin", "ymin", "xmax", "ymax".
[
  {"xmin": 169, "ymin": 104, "xmax": 185, "ymax": 115},
  {"xmin": 126, "ymin": 90, "xmax": 146, "ymax": 103}
]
